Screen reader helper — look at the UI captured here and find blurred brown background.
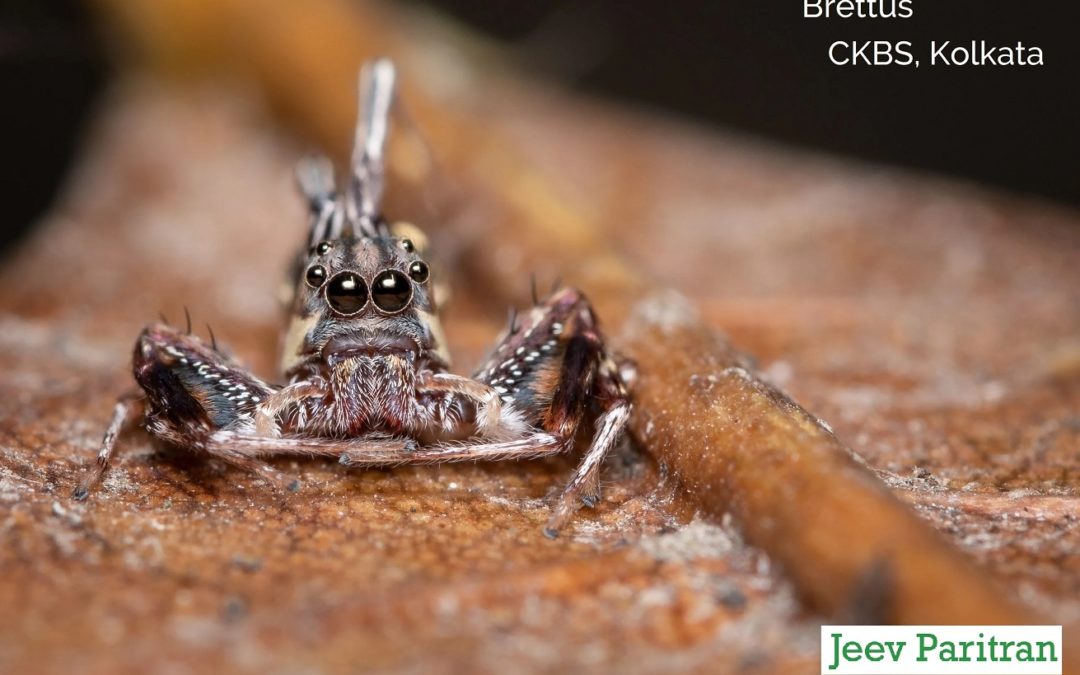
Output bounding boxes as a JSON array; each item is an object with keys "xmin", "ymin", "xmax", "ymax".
[{"xmin": 0, "ymin": 2, "xmax": 1077, "ymax": 674}]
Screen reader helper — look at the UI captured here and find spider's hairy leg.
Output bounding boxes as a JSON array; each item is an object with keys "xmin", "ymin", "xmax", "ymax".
[
  {"xmin": 72, "ymin": 391, "xmax": 144, "ymax": 500},
  {"xmin": 474, "ymin": 287, "xmax": 633, "ymax": 536},
  {"xmin": 75, "ymin": 323, "xmax": 295, "ymax": 497},
  {"xmin": 544, "ymin": 355, "xmax": 631, "ymax": 536},
  {"xmin": 205, "ymin": 431, "xmax": 561, "ymax": 466},
  {"xmin": 204, "ymin": 431, "xmax": 417, "ymax": 472}
]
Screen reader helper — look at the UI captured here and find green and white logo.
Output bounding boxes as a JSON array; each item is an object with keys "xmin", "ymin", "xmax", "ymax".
[{"xmin": 821, "ymin": 625, "xmax": 1062, "ymax": 674}]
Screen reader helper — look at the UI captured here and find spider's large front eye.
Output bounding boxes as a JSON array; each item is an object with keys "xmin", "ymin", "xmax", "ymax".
[
  {"xmin": 371, "ymin": 270, "xmax": 412, "ymax": 313},
  {"xmin": 325, "ymin": 272, "xmax": 368, "ymax": 315},
  {"xmin": 305, "ymin": 264, "xmax": 327, "ymax": 288}
]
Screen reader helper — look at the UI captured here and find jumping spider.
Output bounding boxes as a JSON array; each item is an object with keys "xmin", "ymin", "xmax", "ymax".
[{"xmin": 74, "ymin": 59, "xmax": 633, "ymax": 536}]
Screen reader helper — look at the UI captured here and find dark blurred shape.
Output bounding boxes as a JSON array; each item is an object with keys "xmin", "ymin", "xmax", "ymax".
[
  {"xmin": 0, "ymin": 1, "xmax": 108, "ymax": 253},
  {"xmin": 1, "ymin": 1, "xmax": 1075, "ymax": 260},
  {"xmin": 413, "ymin": 0, "xmax": 1078, "ymax": 207}
]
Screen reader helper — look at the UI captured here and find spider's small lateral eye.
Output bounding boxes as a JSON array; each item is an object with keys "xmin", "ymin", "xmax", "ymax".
[
  {"xmin": 316, "ymin": 241, "xmax": 333, "ymax": 255},
  {"xmin": 400, "ymin": 238, "xmax": 414, "ymax": 253},
  {"xmin": 305, "ymin": 264, "xmax": 327, "ymax": 288},
  {"xmin": 408, "ymin": 260, "xmax": 430, "ymax": 283},
  {"xmin": 371, "ymin": 270, "xmax": 413, "ymax": 313}
]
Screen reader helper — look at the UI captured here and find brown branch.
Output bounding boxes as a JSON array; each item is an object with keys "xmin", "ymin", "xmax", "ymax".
[{"xmin": 617, "ymin": 293, "xmax": 1040, "ymax": 624}]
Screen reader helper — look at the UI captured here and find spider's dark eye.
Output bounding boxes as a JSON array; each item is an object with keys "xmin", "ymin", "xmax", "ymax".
[
  {"xmin": 316, "ymin": 241, "xmax": 333, "ymax": 255},
  {"xmin": 325, "ymin": 272, "xmax": 368, "ymax": 315},
  {"xmin": 408, "ymin": 260, "xmax": 429, "ymax": 283},
  {"xmin": 400, "ymin": 238, "xmax": 414, "ymax": 253},
  {"xmin": 305, "ymin": 264, "xmax": 327, "ymax": 288},
  {"xmin": 371, "ymin": 270, "xmax": 412, "ymax": 313}
]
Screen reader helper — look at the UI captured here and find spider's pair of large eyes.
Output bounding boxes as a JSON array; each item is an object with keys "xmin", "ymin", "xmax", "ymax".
[
  {"xmin": 322, "ymin": 271, "xmax": 408, "ymax": 315},
  {"xmin": 305, "ymin": 265, "xmax": 428, "ymax": 316}
]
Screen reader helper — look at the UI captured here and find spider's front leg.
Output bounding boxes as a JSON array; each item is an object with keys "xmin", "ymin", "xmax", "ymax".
[
  {"xmin": 72, "ymin": 391, "xmax": 144, "ymax": 499},
  {"xmin": 475, "ymin": 287, "xmax": 633, "ymax": 537},
  {"xmin": 74, "ymin": 323, "xmax": 293, "ymax": 497}
]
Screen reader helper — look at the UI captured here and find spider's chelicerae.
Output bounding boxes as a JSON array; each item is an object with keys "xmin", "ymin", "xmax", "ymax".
[{"xmin": 74, "ymin": 59, "xmax": 633, "ymax": 536}]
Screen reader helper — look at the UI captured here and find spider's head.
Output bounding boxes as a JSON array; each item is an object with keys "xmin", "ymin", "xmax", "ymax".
[
  {"xmin": 277, "ymin": 59, "xmax": 450, "ymax": 376},
  {"xmin": 279, "ymin": 225, "xmax": 449, "ymax": 376}
]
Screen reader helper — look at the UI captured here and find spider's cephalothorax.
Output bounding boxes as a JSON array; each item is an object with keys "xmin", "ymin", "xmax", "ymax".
[{"xmin": 75, "ymin": 59, "xmax": 633, "ymax": 536}]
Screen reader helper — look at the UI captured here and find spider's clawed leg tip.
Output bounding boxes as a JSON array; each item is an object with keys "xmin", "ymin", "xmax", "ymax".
[
  {"xmin": 338, "ymin": 454, "xmax": 352, "ymax": 466},
  {"xmin": 542, "ymin": 527, "xmax": 559, "ymax": 540},
  {"xmin": 581, "ymin": 494, "xmax": 600, "ymax": 508},
  {"xmin": 71, "ymin": 486, "xmax": 89, "ymax": 501},
  {"xmin": 286, "ymin": 479, "xmax": 301, "ymax": 492}
]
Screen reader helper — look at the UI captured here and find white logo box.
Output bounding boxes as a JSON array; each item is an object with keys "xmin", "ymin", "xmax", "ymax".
[{"xmin": 821, "ymin": 625, "xmax": 1062, "ymax": 675}]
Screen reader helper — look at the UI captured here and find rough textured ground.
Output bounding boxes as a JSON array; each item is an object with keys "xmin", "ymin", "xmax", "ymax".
[{"xmin": 0, "ymin": 74, "xmax": 1076, "ymax": 674}]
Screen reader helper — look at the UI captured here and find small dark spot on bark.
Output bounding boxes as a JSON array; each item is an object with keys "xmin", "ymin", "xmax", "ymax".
[
  {"xmin": 222, "ymin": 596, "xmax": 247, "ymax": 623},
  {"xmin": 737, "ymin": 651, "xmax": 769, "ymax": 672},
  {"xmin": 717, "ymin": 588, "xmax": 747, "ymax": 610},
  {"xmin": 231, "ymin": 555, "xmax": 262, "ymax": 573}
]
